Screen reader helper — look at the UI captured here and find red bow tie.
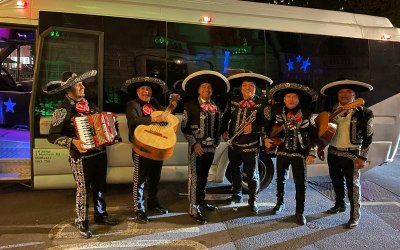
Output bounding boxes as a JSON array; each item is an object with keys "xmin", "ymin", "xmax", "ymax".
[
  {"xmin": 142, "ymin": 103, "xmax": 155, "ymax": 116},
  {"xmin": 239, "ymin": 99, "xmax": 255, "ymax": 109},
  {"xmin": 75, "ymin": 101, "xmax": 90, "ymax": 113},
  {"xmin": 201, "ymin": 102, "xmax": 217, "ymax": 113},
  {"xmin": 287, "ymin": 111, "xmax": 303, "ymax": 123}
]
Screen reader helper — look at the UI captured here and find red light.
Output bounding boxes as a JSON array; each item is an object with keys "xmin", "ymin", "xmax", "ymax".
[
  {"xmin": 16, "ymin": 1, "xmax": 28, "ymax": 8},
  {"xmin": 200, "ymin": 16, "xmax": 212, "ymax": 24}
]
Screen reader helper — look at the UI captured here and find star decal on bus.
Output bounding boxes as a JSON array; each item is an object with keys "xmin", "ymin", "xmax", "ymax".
[{"xmin": 4, "ymin": 97, "xmax": 16, "ymax": 113}]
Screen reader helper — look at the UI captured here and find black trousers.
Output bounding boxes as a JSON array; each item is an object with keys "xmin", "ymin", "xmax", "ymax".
[
  {"xmin": 327, "ymin": 148, "xmax": 361, "ymax": 220},
  {"xmin": 276, "ymin": 154, "xmax": 306, "ymax": 214},
  {"xmin": 132, "ymin": 151, "xmax": 163, "ymax": 212},
  {"xmin": 69, "ymin": 151, "xmax": 108, "ymax": 226},
  {"xmin": 188, "ymin": 149, "xmax": 214, "ymax": 215},
  {"xmin": 228, "ymin": 147, "xmax": 259, "ymax": 203}
]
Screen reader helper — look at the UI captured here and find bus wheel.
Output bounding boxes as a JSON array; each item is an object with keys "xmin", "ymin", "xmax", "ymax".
[{"xmin": 224, "ymin": 150, "xmax": 274, "ymax": 192}]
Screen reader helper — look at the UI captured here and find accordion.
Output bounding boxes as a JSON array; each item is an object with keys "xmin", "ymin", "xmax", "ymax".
[{"xmin": 73, "ymin": 112, "xmax": 118, "ymax": 149}]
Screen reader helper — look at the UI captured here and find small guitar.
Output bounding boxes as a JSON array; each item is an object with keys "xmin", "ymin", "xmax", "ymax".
[
  {"xmin": 132, "ymin": 94, "xmax": 180, "ymax": 161},
  {"xmin": 264, "ymin": 119, "xmax": 297, "ymax": 154},
  {"xmin": 314, "ymin": 98, "xmax": 365, "ymax": 158}
]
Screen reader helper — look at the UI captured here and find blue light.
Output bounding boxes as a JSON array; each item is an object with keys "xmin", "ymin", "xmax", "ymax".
[
  {"xmin": 296, "ymin": 55, "xmax": 302, "ymax": 63},
  {"xmin": 287, "ymin": 58, "xmax": 294, "ymax": 71},
  {"xmin": 4, "ymin": 97, "xmax": 16, "ymax": 113},
  {"xmin": 223, "ymin": 50, "xmax": 230, "ymax": 74},
  {"xmin": 300, "ymin": 57, "xmax": 311, "ymax": 72}
]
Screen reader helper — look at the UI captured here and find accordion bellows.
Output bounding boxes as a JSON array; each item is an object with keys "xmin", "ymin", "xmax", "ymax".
[{"xmin": 73, "ymin": 112, "xmax": 118, "ymax": 149}]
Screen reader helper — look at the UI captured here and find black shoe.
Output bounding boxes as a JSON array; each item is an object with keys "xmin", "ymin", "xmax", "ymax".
[
  {"xmin": 249, "ymin": 203, "xmax": 259, "ymax": 215},
  {"xmin": 202, "ymin": 203, "xmax": 216, "ymax": 211},
  {"xmin": 148, "ymin": 204, "xmax": 169, "ymax": 214},
  {"xmin": 225, "ymin": 196, "xmax": 243, "ymax": 205},
  {"xmin": 76, "ymin": 220, "xmax": 92, "ymax": 239},
  {"xmin": 295, "ymin": 213, "xmax": 306, "ymax": 225},
  {"xmin": 347, "ymin": 218, "xmax": 359, "ymax": 229},
  {"xmin": 94, "ymin": 215, "xmax": 118, "ymax": 226},
  {"xmin": 327, "ymin": 205, "xmax": 346, "ymax": 214},
  {"xmin": 191, "ymin": 211, "xmax": 207, "ymax": 224},
  {"xmin": 272, "ymin": 203, "xmax": 285, "ymax": 214},
  {"xmin": 134, "ymin": 211, "xmax": 149, "ymax": 223}
]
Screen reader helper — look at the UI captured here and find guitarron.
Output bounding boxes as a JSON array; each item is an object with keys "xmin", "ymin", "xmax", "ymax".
[{"xmin": 132, "ymin": 95, "xmax": 179, "ymax": 161}]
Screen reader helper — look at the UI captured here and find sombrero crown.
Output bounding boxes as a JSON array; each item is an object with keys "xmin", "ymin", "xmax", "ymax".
[
  {"xmin": 270, "ymin": 82, "xmax": 319, "ymax": 103},
  {"xmin": 321, "ymin": 79, "xmax": 373, "ymax": 95},
  {"xmin": 121, "ymin": 76, "xmax": 168, "ymax": 96},
  {"xmin": 182, "ymin": 70, "xmax": 230, "ymax": 94},
  {"xmin": 42, "ymin": 70, "xmax": 97, "ymax": 95},
  {"xmin": 227, "ymin": 72, "xmax": 273, "ymax": 88}
]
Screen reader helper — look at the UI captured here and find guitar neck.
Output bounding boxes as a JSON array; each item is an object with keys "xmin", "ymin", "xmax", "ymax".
[
  {"xmin": 270, "ymin": 124, "xmax": 284, "ymax": 138},
  {"xmin": 329, "ymin": 107, "xmax": 344, "ymax": 121}
]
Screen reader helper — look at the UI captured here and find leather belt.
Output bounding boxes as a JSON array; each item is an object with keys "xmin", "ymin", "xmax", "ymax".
[{"xmin": 329, "ymin": 146, "xmax": 359, "ymax": 152}]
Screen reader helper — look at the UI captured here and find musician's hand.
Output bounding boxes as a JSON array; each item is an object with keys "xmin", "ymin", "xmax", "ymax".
[
  {"xmin": 243, "ymin": 122, "xmax": 252, "ymax": 134},
  {"xmin": 264, "ymin": 138, "xmax": 274, "ymax": 149},
  {"xmin": 318, "ymin": 150, "xmax": 325, "ymax": 161},
  {"xmin": 223, "ymin": 131, "xmax": 229, "ymax": 141},
  {"xmin": 73, "ymin": 139, "xmax": 87, "ymax": 153},
  {"xmin": 193, "ymin": 143, "xmax": 204, "ymax": 156},
  {"xmin": 354, "ymin": 158, "xmax": 366, "ymax": 169},
  {"xmin": 306, "ymin": 155, "xmax": 316, "ymax": 165},
  {"xmin": 152, "ymin": 114, "xmax": 167, "ymax": 123},
  {"xmin": 170, "ymin": 93, "xmax": 180, "ymax": 109}
]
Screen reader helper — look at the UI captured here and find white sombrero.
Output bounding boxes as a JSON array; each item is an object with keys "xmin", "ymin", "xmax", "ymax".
[
  {"xmin": 227, "ymin": 72, "xmax": 273, "ymax": 88},
  {"xmin": 42, "ymin": 70, "xmax": 97, "ymax": 95},
  {"xmin": 182, "ymin": 70, "xmax": 230, "ymax": 94},
  {"xmin": 321, "ymin": 79, "xmax": 373, "ymax": 96}
]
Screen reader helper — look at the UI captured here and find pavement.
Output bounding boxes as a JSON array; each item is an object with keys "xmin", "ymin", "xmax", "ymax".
[{"xmin": 0, "ymin": 153, "xmax": 399, "ymax": 249}]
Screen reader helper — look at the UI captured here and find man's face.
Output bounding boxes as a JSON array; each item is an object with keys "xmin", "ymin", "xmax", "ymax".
[
  {"xmin": 337, "ymin": 88, "xmax": 355, "ymax": 105},
  {"xmin": 137, "ymin": 86, "xmax": 152, "ymax": 102},
  {"xmin": 67, "ymin": 81, "xmax": 85, "ymax": 101},
  {"xmin": 241, "ymin": 81, "xmax": 256, "ymax": 99},
  {"xmin": 284, "ymin": 93, "xmax": 299, "ymax": 109},
  {"xmin": 198, "ymin": 83, "xmax": 213, "ymax": 100}
]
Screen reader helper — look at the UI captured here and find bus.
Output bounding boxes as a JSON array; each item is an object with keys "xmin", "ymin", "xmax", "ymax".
[{"xmin": 1, "ymin": 0, "xmax": 399, "ymax": 189}]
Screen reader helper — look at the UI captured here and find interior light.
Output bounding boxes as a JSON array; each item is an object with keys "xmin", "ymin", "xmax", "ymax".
[
  {"xmin": 200, "ymin": 16, "xmax": 212, "ymax": 24},
  {"xmin": 16, "ymin": 1, "xmax": 28, "ymax": 8},
  {"xmin": 382, "ymin": 33, "xmax": 391, "ymax": 40}
]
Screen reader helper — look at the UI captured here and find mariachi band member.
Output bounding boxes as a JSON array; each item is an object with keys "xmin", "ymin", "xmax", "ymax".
[
  {"xmin": 181, "ymin": 70, "xmax": 230, "ymax": 224},
  {"xmin": 44, "ymin": 70, "xmax": 118, "ymax": 239},
  {"xmin": 319, "ymin": 79, "xmax": 374, "ymax": 229},
  {"xmin": 264, "ymin": 82, "xmax": 318, "ymax": 225},
  {"xmin": 122, "ymin": 76, "xmax": 178, "ymax": 223},
  {"xmin": 221, "ymin": 72, "xmax": 272, "ymax": 214}
]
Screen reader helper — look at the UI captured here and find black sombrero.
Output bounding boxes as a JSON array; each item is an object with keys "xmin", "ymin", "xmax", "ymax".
[
  {"xmin": 182, "ymin": 70, "xmax": 230, "ymax": 94},
  {"xmin": 320, "ymin": 79, "xmax": 373, "ymax": 96},
  {"xmin": 270, "ymin": 82, "xmax": 319, "ymax": 103},
  {"xmin": 121, "ymin": 76, "xmax": 168, "ymax": 96},
  {"xmin": 42, "ymin": 70, "xmax": 97, "ymax": 95},
  {"xmin": 227, "ymin": 72, "xmax": 273, "ymax": 88}
]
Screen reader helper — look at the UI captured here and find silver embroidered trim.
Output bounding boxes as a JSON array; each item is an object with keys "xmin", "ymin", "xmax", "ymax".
[
  {"xmin": 264, "ymin": 106, "xmax": 271, "ymax": 120},
  {"xmin": 70, "ymin": 157, "xmax": 87, "ymax": 222},
  {"xmin": 51, "ymin": 108, "xmax": 67, "ymax": 126},
  {"xmin": 54, "ymin": 137, "xmax": 72, "ymax": 150},
  {"xmin": 366, "ymin": 117, "xmax": 374, "ymax": 137},
  {"xmin": 328, "ymin": 148, "xmax": 358, "ymax": 161},
  {"xmin": 276, "ymin": 151, "xmax": 304, "ymax": 158}
]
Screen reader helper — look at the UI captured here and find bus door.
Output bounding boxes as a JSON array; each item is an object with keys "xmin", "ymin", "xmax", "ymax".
[{"xmin": 31, "ymin": 26, "xmax": 104, "ymax": 189}]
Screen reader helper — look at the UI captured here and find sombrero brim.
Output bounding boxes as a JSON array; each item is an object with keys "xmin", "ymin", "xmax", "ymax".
[
  {"xmin": 182, "ymin": 70, "xmax": 230, "ymax": 94},
  {"xmin": 270, "ymin": 82, "xmax": 319, "ymax": 103},
  {"xmin": 121, "ymin": 76, "xmax": 168, "ymax": 96},
  {"xmin": 321, "ymin": 80, "xmax": 373, "ymax": 95},
  {"xmin": 42, "ymin": 70, "xmax": 97, "ymax": 95},
  {"xmin": 227, "ymin": 72, "xmax": 273, "ymax": 88}
]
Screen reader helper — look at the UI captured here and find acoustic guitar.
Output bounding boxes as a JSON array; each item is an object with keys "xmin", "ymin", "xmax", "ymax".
[
  {"xmin": 264, "ymin": 120, "xmax": 297, "ymax": 154},
  {"xmin": 314, "ymin": 98, "xmax": 365, "ymax": 157},
  {"xmin": 132, "ymin": 94, "xmax": 179, "ymax": 161}
]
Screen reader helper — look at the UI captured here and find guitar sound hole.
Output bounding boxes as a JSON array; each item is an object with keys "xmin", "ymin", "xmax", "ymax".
[{"xmin": 158, "ymin": 122, "xmax": 169, "ymax": 127}]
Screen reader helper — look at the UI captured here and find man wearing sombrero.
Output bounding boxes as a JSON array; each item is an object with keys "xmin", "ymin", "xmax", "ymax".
[
  {"xmin": 181, "ymin": 70, "xmax": 229, "ymax": 224},
  {"xmin": 122, "ymin": 76, "xmax": 177, "ymax": 223},
  {"xmin": 45, "ymin": 70, "xmax": 118, "ymax": 239},
  {"xmin": 320, "ymin": 79, "xmax": 374, "ymax": 229},
  {"xmin": 221, "ymin": 72, "xmax": 272, "ymax": 215},
  {"xmin": 264, "ymin": 82, "xmax": 319, "ymax": 225}
]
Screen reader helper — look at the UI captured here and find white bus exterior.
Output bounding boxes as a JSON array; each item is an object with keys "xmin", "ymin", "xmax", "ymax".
[{"xmin": 1, "ymin": 0, "xmax": 399, "ymax": 189}]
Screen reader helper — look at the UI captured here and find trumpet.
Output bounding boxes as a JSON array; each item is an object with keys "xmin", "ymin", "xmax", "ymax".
[{"xmin": 227, "ymin": 110, "xmax": 257, "ymax": 146}]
